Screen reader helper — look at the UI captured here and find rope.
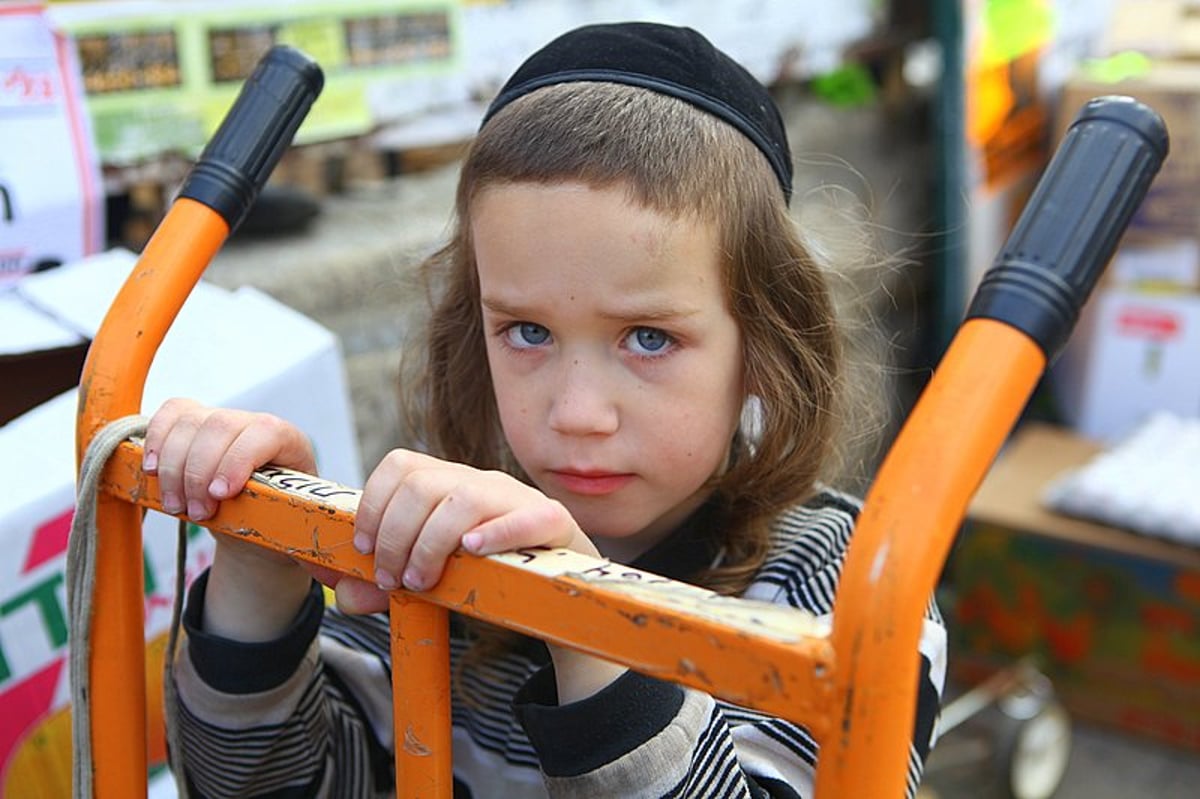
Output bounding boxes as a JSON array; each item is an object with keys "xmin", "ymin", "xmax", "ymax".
[
  {"xmin": 68, "ymin": 415, "xmax": 190, "ymax": 798},
  {"xmin": 165, "ymin": 519, "xmax": 190, "ymax": 799}
]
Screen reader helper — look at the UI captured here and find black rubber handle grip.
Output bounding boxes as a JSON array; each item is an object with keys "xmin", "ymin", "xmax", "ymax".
[
  {"xmin": 177, "ymin": 45, "xmax": 325, "ymax": 231},
  {"xmin": 965, "ymin": 95, "xmax": 1168, "ymax": 359}
]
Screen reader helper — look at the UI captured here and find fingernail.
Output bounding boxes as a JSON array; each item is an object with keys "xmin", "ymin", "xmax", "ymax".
[
  {"xmin": 143, "ymin": 451, "xmax": 158, "ymax": 472},
  {"xmin": 353, "ymin": 533, "xmax": 374, "ymax": 554},
  {"xmin": 402, "ymin": 569, "xmax": 424, "ymax": 591},
  {"xmin": 162, "ymin": 492, "xmax": 182, "ymax": 514},
  {"xmin": 209, "ymin": 477, "xmax": 229, "ymax": 498},
  {"xmin": 187, "ymin": 500, "xmax": 209, "ymax": 521},
  {"xmin": 375, "ymin": 569, "xmax": 398, "ymax": 590},
  {"xmin": 462, "ymin": 532, "xmax": 482, "ymax": 553}
]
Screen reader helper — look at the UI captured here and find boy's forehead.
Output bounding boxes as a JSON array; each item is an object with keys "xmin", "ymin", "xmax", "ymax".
[
  {"xmin": 469, "ymin": 181, "xmax": 711, "ymax": 238},
  {"xmin": 481, "ymin": 279, "xmax": 705, "ymax": 318}
]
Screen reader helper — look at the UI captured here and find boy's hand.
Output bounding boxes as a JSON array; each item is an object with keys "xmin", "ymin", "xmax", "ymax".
[
  {"xmin": 339, "ymin": 449, "xmax": 594, "ymax": 614},
  {"xmin": 144, "ymin": 398, "xmax": 317, "ymax": 525},
  {"xmin": 144, "ymin": 398, "xmax": 318, "ymax": 640}
]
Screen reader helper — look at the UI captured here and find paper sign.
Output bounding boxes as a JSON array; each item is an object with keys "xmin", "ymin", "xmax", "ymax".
[{"xmin": 0, "ymin": 4, "xmax": 103, "ymax": 284}]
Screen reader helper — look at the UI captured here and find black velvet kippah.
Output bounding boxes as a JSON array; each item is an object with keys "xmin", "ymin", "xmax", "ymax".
[{"xmin": 481, "ymin": 22, "xmax": 793, "ymax": 202}]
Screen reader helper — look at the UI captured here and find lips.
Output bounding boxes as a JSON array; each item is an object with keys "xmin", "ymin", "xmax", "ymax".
[{"xmin": 548, "ymin": 469, "xmax": 634, "ymax": 496}]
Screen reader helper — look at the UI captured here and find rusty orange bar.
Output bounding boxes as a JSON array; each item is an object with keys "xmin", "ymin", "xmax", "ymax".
[
  {"xmin": 391, "ymin": 595, "xmax": 453, "ymax": 796},
  {"xmin": 816, "ymin": 317, "xmax": 1046, "ymax": 798},
  {"xmin": 98, "ymin": 440, "xmax": 839, "ymax": 729},
  {"xmin": 75, "ymin": 198, "xmax": 230, "ymax": 798}
]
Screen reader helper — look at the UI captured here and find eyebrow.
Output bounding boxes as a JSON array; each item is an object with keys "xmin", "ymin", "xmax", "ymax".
[{"xmin": 481, "ymin": 296, "xmax": 702, "ymax": 323}]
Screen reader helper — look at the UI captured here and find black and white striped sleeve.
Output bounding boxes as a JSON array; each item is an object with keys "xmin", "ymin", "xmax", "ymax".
[{"xmin": 171, "ymin": 571, "xmax": 392, "ymax": 798}]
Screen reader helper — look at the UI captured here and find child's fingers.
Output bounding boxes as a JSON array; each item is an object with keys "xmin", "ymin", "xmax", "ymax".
[
  {"xmin": 211, "ymin": 413, "xmax": 317, "ymax": 501},
  {"xmin": 356, "ymin": 451, "xmax": 594, "ymax": 595},
  {"xmin": 181, "ymin": 410, "xmax": 257, "ymax": 520},
  {"xmin": 400, "ymin": 489, "xmax": 492, "ymax": 591},
  {"xmin": 461, "ymin": 500, "xmax": 591, "ymax": 558},
  {"xmin": 153, "ymin": 405, "xmax": 212, "ymax": 516},
  {"xmin": 355, "ymin": 449, "xmax": 440, "ymax": 555},
  {"xmin": 354, "ymin": 450, "xmax": 412, "ymax": 554},
  {"xmin": 369, "ymin": 489, "xmax": 427, "ymax": 590},
  {"xmin": 145, "ymin": 400, "xmax": 316, "ymax": 523},
  {"xmin": 143, "ymin": 397, "xmax": 205, "ymax": 474}
]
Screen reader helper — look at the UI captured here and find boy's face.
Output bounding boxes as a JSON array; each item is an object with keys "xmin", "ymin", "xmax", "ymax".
[{"xmin": 472, "ymin": 181, "xmax": 744, "ymax": 561}]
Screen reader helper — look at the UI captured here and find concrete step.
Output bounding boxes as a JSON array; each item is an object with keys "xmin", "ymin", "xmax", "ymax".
[{"xmin": 206, "ymin": 164, "xmax": 458, "ymax": 324}]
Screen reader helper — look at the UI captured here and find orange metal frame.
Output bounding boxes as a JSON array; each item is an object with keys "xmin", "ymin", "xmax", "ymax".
[{"xmin": 75, "ymin": 186, "xmax": 1047, "ymax": 796}]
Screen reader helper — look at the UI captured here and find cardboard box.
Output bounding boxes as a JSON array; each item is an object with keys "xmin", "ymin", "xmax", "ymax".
[
  {"xmin": 0, "ymin": 250, "xmax": 361, "ymax": 796},
  {"xmin": 1049, "ymin": 286, "xmax": 1200, "ymax": 442},
  {"xmin": 1108, "ymin": 238, "xmax": 1200, "ymax": 291},
  {"xmin": 1101, "ymin": 0, "xmax": 1200, "ymax": 61},
  {"xmin": 1058, "ymin": 61, "xmax": 1200, "ymax": 242},
  {"xmin": 0, "ymin": 287, "xmax": 88, "ymax": 425},
  {"xmin": 0, "ymin": 6, "xmax": 104, "ymax": 282},
  {"xmin": 952, "ymin": 423, "xmax": 1200, "ymax": 752}
]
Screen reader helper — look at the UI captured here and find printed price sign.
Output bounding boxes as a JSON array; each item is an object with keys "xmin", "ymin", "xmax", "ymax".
[{"xmin": 0, "ymin": 4, "xmax": 102, "ymax": 284}]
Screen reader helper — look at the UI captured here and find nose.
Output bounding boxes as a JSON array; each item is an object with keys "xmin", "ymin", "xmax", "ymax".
[{"xmin": 548, "ymin": 358, "xmax": 619, "ymax": 436}]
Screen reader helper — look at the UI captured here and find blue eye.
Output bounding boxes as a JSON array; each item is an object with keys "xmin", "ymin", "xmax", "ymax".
[
  {"xmin": 626, "ymin": 327, "xmax": 673, "ymax": 355},
  {"xmin": 506, "ymin": 322, "xmax": 551, "ymax": 348}
]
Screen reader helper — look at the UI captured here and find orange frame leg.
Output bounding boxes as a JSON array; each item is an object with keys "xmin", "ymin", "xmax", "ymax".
[
  {"xmin": 817, "ymin": 318, "xmax": 1046, "ymax": 797},
  {"xmin": 77, "ymin": 199, "xmax": 230, "ymax": 797},
  {"xmin": 391, "ymin": 596, "xmax": 453, "ymax": 796}
]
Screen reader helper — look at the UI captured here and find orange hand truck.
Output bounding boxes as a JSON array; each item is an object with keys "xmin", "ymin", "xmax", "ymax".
[{"xmin": 70, "ymin": 46, "xmax": 1167, "ymax": 798}]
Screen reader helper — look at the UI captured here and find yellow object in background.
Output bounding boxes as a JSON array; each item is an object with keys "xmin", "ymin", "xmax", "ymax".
[{"xmin": 2, "ymin": 634, "xmax": 170, "ymax": 798}]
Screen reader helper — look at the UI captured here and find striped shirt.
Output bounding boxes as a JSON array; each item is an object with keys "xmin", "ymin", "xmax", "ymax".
[{"xmin": 173, "ymin": 489, "xmax": 946, "ymax": 798}]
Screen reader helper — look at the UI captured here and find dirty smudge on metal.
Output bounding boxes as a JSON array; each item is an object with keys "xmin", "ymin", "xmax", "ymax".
[
  {"xmin": 676, "ymin": 657, "xmax": 713, "ymax": 687},
  {"xmin": 403, "ymin": 726, "xmax": 431, "ymax": 756},
  {"xmin": 488, "ymin": 547, "xmax": 826, "ymax": 643},
  {"xmin": 769, "ymin": 666, "xmax": 786, "ymax": 695}
]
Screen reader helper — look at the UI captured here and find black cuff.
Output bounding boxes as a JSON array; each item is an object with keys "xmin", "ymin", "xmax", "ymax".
[
  {"xmin": 182, "ymin": 568, "xmax": 324, "ymax": 695},
  {"xmin": 514, "ymin": 666, "xmax": 685, "ymax": 777}
]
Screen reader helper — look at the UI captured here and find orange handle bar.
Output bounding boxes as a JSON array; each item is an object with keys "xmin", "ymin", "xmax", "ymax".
[
  {"xmin": 818, "ymin": 95, "xmax": 1168, "ymax": 797},
  {"xmin": 75, "ymin": 47, "xmax": 322, "ymax": 796}
]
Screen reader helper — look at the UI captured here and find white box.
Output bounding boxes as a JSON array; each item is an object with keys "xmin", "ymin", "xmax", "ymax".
[
  {"xmin": 1109, "ymin": 238, "xmax": 1200, "ymax": 291},
  {"xmin": 0, "ymin": 249, "xmax": 360, "ymax": 795},
  {"xmin": 1052, "ymin": 286, "xmax": 1200, "ymax": 442},
  {"xmin": 0, "ymin": 5, "xmax": 103, "ymax": 283}
]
